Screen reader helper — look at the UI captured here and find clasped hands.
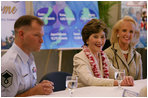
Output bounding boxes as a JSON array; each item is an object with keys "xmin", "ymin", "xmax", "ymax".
[
  {"xmin": 29, "ymin": 80, "xmax": 54, "ymax": 96},
  {"xmin": 114, "ymin": 76, "xmax": 134, "ymax": 86},
  {"xmin": 121, "ymin": 76, "xmax": 134, "ymax": 86}
]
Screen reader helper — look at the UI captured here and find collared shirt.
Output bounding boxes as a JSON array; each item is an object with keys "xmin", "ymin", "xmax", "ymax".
[{"xmin": 1, "ymin": 43, "xmax": 37, "ymax": 97}]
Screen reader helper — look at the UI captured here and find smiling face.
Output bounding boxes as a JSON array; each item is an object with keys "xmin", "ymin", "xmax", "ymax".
[
  {"xmin": 87, "ymin": 30, "xmax": 106, "ymax": 54},
  {"xmin": 117, "ymin": 21, "xmax": 135, "ymax": 47}
]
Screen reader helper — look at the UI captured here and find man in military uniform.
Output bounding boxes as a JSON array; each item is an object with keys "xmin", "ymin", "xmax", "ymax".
[{"xmin": 1, "ymin": 15, "xmax": 54, "ymax": 97}]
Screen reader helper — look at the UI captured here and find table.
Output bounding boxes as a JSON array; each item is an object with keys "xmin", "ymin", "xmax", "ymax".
[{"xmin": 31, "ymin": 79, "xmax": 147, "ymax": 97}]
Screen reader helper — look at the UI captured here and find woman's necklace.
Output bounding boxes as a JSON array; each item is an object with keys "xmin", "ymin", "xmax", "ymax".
[{"xmin": 121, "ymin": 49, "xmax": 129, "ymax": 54}]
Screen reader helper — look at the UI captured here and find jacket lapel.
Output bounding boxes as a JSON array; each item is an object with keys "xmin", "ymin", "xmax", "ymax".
[
  {"xmin": 114, "ymin": 43, "xmax": 129, "ymax": 70},
  {"xmin": 127, "ymin": 47, "xmax": 135, "ymax": 64}
]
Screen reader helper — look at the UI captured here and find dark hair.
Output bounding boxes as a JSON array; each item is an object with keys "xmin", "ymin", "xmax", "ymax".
[
  {"xmin": 81, "ymin": 19, "xmax": 108, "ymax": 46},
  {"xmin": 14, "ymin": 15, "xmax": 44, "ymax": 33}
]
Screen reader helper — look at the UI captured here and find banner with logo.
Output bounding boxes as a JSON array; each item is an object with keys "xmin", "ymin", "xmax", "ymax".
[
  {"xmin": 33, "ymin": 1, "xmax": 99, "ymax": 49},
  {"xmin": 1, "ymin": 1, "xmax": 26, "ymax": 49},
  {"xmin": 121, "ymin": 1, "xmax": 147, "ymax": 48}
]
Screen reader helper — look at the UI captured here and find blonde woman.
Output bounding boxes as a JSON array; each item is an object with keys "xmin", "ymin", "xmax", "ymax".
[{"xmin": 104, "ymin": 16, "xmax": 142, "ymax": 80}]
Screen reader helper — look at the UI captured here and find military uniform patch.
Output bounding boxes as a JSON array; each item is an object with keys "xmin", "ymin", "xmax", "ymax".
[{"xmin": 1, "ymin": 70, "xmax": 13, "ymax": 88}]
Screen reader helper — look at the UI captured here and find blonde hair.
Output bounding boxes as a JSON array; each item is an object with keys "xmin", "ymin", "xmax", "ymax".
[{"xmin": 110, "ymin": 16, "xmax": 140, "ymax": 48}]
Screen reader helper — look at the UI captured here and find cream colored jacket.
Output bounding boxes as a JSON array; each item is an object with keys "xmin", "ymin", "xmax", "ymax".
[
  {"xmin": 72, "ymin": 50, "xmax": 117, "ymax": 87},
  {"xmin": 104, "ymin": 43, "xmax": 143, "ymax": 80}
]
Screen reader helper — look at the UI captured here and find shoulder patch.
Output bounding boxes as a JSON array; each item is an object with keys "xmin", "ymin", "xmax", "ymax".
[{"xmin": 1, "ymin": 70, "xmax": 13, "ymax": 88}]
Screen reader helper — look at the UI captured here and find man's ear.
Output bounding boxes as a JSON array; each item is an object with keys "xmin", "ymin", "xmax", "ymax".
[{"xmin": 18, "ymin": 30, "xmax": 24, "ymax": 39}]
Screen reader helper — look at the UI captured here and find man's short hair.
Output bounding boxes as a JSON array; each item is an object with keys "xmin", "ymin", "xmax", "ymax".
[{"xmin": 14, "ymin": 15, "xmax": 44, "ymax": 33}]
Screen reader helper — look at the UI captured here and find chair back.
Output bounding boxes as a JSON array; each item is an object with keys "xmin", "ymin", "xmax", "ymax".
[{"xmin": 40, "ymin": 71, "xmax": 72, "ymax": 92}]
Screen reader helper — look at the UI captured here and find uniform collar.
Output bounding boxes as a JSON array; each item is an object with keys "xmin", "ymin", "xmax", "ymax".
[{"xmin": 11, "ymin": 43, "xmax": 34, "ymax": 64}]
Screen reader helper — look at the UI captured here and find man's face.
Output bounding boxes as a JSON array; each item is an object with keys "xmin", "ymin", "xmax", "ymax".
[{"xmin": 22, "ymin": 20, "xmax": 44, "ymax": 53}]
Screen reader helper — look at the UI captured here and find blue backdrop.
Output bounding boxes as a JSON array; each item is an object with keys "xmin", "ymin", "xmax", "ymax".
[{"xmin": 33, "ymin": 1, "xmax": 99, "ymax": 49}]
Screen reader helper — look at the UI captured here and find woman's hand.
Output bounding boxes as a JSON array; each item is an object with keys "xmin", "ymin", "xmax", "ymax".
[{"xmin": 121, "ymin": 76, "xmax": 134, "ymax": 86}]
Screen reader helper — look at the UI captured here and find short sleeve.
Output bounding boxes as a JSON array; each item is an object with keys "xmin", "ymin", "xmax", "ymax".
[{"xmin": 1, "ymin": 63, "xmax": 19, "ymax": 97}]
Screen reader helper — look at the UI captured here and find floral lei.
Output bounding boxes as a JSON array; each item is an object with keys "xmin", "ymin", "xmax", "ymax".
[{"xmin": 83, "ymin": 45, "xmax": 109, "ymax": 78}]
